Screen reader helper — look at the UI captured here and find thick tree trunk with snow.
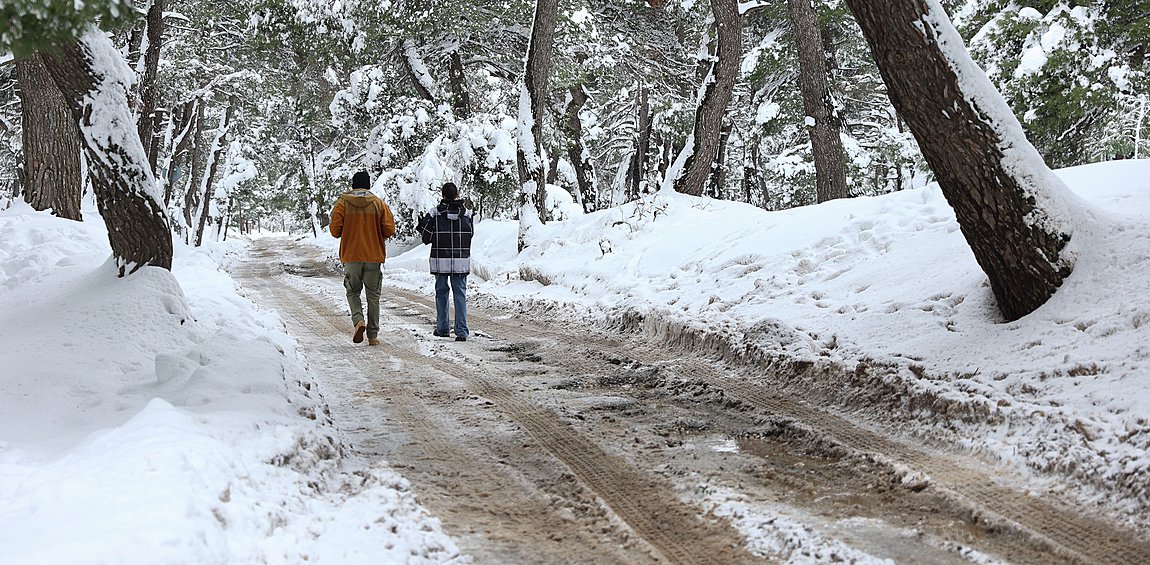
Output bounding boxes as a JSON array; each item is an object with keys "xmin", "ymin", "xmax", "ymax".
[
  {"xmin": 563, "ymin": 84, "xmax": 596, "ymax": 212},
  {"xmin": 845, "ymin": 0, "xmax": 1075, "ymax": 321},
  {"xmin": 39, "ymin": 30, "xmax": 172, "ymax": 275},
  {"xmin": 516, "ymin": 0, "xmax": 559, "ymax": 251},
  {"xmin": 787, "ymin": 0, "xmax": 848, "ymax": 203},
  {"xmin": 15, "ymin": 53, "xmax": 82, "ymax": 220},
  {"xmin": 674, "ymin": 0, "xmax": 741, "ymax": 197}
]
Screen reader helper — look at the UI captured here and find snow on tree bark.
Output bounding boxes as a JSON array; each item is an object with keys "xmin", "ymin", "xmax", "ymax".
[
  {"xmin": 195, "ymin": 96, "xmax": 236, "ymax": 247},
  {"xmin": 844, "ymin": 0, "xmax": 1088, "ymax": 321},
  {"xmin": 182, "ymin": 100, "xmax": 207, "ymax": 233},
  {"xmin": 16, "ymin": 53, "xmax": 83, "ymax": 221},
  {"xmin": 673, "ymin": 0, "xmax": 741, "ymax": 197},
  {"xmin": 516, "ymin": 0, "xmax": 559, "ymax": 251},
  {"xmin": 162, "ymin": 101, "xmax": 196, "ymax": 206},
  {"xmin": 628, "ymin": 82, "xmax": 652, "ymax": 201},
  {"xmin": 563, "ymin": 84, "xmax": 596, "ymax": 213},
  {"xmin": 39, "ymin": 27, "xmax": 172, "ymax": 275},
  {"xmin": 447, "ymin": 49, "xmax": 471, "ymax": 119},
  {"xmin": 403, "ymin": 39, "xmax": 436, "ymax": 103},
  {"xmin": 786, "ymin": 0, "xmax": 849, "ymax": 203},
  {"xmin": 136, "ymin": 0, "xmax": 164, "ymax": 175}
]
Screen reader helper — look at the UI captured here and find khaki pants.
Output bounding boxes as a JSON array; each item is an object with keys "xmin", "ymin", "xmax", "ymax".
[{"xmin": 344, "ymin": 262, "xmax": 382, "ymax": 338}]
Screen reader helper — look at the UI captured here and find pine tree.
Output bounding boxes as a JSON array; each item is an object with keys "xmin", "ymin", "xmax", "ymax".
[
  {"xmin": 3, "ymin": 4, "xmax": 172, "ymax": 274},
  {"xmin": 845, "ymin": 0, "xmax": 1082, "ymax": 321}
]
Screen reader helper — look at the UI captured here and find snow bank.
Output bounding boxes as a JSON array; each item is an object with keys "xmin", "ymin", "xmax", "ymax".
[{"xmin": 0, "ymin": 201, "xmax": 460, "ymax": 563}]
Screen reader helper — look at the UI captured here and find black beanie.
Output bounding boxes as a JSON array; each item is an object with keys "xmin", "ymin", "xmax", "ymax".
[{"xmin": 352, "ymin": 171, "xmax": 371, "ymax": 190}]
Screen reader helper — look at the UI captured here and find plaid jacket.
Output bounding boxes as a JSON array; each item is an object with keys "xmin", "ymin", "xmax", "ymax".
[{"xmin": 418, "ymin": 200, "xmax": 474, "ymax": 274}]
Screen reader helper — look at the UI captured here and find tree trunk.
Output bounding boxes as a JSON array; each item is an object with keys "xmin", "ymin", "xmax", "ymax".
[
  {"xmin": 194, "ymin": 97, "xmax": 236, "ymax": 247},
  {"xmin": 447, "ymin": 48, "xmax": 471, "ymax": 119},
  {"xmin": 674, "ymin": 0, "xmax": 741, "ymax": 196},
  {"xmin": 183, "ymin": 101, "xmax": 207, "ymax": 233},
  {"xmin": 844, "ymin": 0, "xmax": 1079, "ymax": 321},
  {"xmin": 787, "ymin": 0, "xmax": 849, "ymax": 202},
  {"xmin": 708, "ymin": 123, "xmax": 733, "ymax": 198},
  {"xmin": 403, "ymin": 39, "xmax": 436, "ymax": 102},
  {"xmin": 629, "ymin": 82, "xmax": 652, "ymax": 200},
  {"xmin": 562, "ymin": 84, "xmax": 596, "ymax": 213},
  {"xmin": 546, "ymin": 147, "xmax": 561, "ymax": 186},
  {"xmin": 147, "ymin": 109, "xmax": 165, "ymax": 178},
  {"xmin": 659, "ymin": 137, "xmax": 674, "ymax": 179},
  {"xmin": 16, "ymin": 53, "xmax": 83, "ymax": 220},
  {"xmin": 516, "ymin": 0, "xmax": 559, "ymax": 251},
  {"xmin": 220, "ymin": 196, "xmax": 233, "ymax": 242},
  {"xmin": 163, "ymin": 101, "xmax": 195, "ymax": 206},
  {"xmin": 136, "ymin": 0, "xmax": 164, "ymax": 172},
  {"xmin": 39, "ymin": 29, "xmax": 172, "ymax": 275}
]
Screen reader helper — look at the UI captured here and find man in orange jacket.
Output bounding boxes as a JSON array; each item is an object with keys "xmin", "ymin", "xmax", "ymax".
[{"xmin": 329, "ymin": 171, "xmax": 396, "ymax": 345}]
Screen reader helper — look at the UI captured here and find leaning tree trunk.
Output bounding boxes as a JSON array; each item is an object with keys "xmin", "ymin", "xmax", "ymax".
[
  {"xmin": 39, "ymin": 29, "xmax": 172, "ymax": 275},
  {"xmin": 516, "ymin": 0, "xmax": 559, "ymax": 251},
  {"xmin": 15, "ymin": 53, "xmax": 82, "ymax": 220},
  {"xmin": 787, "ymin": 0, "xmax": 849, "ymax": 202},
  {"xmin": 844, "ymin": 0, "xmax": 1081, "ymax": 321},
  {"xmin": 674, "ymin": 0, "xmax": 741, "ymax": 196},
  {"xmin": 402, "ymin": 39, "xmax": 436, "ymax": 102}
]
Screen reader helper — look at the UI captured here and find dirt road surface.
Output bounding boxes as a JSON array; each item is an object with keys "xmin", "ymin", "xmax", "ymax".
[{"xmin": 232, "ymin": 237, "xmax": 1150, "ymax": 564}]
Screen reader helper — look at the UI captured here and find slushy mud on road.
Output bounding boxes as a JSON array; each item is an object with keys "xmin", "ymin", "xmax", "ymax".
[{"xmin": 233, "ymin": 237, "xmax": 1150, "ymax": 564}]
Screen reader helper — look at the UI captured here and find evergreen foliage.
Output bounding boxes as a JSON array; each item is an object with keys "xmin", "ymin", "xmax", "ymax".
[
  {"xmin": 958, "ymin": 2, "xmax": 1149, "ymax": 166},
  {"xmin": 0, "ymin": 0, "xmax": 137, "ymax": 56},
  {"xmin": 0, "ymin": 0, "xmax": 1146, "ymax": 235}
]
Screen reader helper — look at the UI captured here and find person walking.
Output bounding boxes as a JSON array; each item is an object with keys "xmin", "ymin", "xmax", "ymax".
[
  {"xmin": 417, "ymin": 182, "xmax": 474, "ymax": 341},
  {"xmin": 330, "ymin": 171, "xmax": 396, "ymax": 346}
]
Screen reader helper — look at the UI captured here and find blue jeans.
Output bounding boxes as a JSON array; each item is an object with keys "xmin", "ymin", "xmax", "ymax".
[{"xmin": 435, "ymin": 273, "xmax": 468, "ymax": 337}]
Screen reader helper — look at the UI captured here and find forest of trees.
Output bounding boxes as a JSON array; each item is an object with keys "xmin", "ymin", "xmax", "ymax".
[{"xmin": 0, "ymin": 0, "xmax": 1147, "ymax": 316}]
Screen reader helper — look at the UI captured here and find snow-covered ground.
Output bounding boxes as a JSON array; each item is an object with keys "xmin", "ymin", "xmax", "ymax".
[
  {"xmin": 0, "ymin": 201, "xmax": 460, "ymax": 563},
  {"xmin": 378, "ymin": 159, "xmax": 1150, "ymax": 528},
  {"xmin": 2, "ymin": 159, "xmax": 1148, "ymax": 562}
]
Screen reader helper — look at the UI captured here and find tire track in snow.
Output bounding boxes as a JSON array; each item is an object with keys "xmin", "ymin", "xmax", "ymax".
[
  {"xmin": 419, "ymin": 288, "xmax": 1150, "ymax": 565},
  {"xmin": 236, "ymin": 242, "xmax": 759, "ymax": 565}
]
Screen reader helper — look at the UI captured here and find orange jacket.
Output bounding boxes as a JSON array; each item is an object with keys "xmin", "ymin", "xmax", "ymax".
[{"xmin": 329, "ymin": 190, "xmax": 396, "ymax": 263}]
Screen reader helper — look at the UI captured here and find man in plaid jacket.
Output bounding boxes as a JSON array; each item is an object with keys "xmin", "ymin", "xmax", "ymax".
[{"xmin": 417, "ymin": 182, "xmax": 474, "ymax": 341}]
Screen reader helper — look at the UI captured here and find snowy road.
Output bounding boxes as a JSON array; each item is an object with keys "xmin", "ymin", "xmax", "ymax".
[{"xmin": 234, "ymin": 237, "xmax": 1150, "ymax": 564}]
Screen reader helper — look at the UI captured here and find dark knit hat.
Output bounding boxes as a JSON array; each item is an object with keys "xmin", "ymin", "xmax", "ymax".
[{"xmin": 352, "ymin": 171, "xmax": 371, "ymax": 190}]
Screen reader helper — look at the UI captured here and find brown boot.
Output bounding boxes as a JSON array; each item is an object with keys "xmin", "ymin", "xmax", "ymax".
[
  {"xmin": 368, "ymin": 337, "xmax": 381, "ymax": 346},
  {"xmin": 352, "ymin": 321, "xmax": 366, "ymax": 343}
]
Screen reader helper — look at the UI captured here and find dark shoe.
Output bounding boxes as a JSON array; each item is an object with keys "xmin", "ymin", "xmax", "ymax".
[
  {"xmin": 455, "ymin": 335, "xmax": 467, "ymax": 342},
  {"xmin": 353, "ymin": 321, "xmax": 366, "ymax": 343},
  {"xmin": 433, "ymin": 329, "xmax": 449, "ymax": 337}
]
